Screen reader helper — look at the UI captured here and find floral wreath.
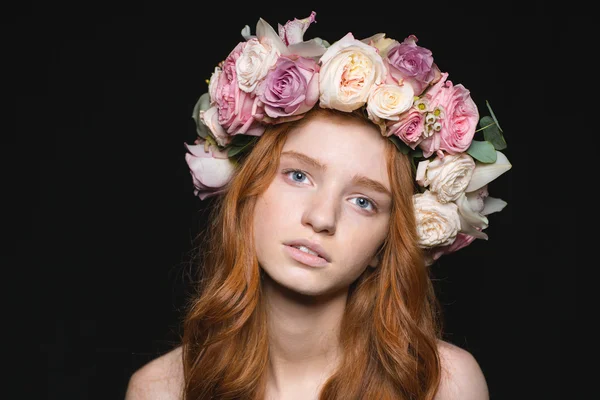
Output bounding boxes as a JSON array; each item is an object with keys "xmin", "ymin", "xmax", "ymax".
[{"xmin": 184, "ymin": 11, "xmax": 512, "ymax": 264}]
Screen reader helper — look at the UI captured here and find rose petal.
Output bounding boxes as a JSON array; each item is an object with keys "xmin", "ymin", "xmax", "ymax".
[
  {"xmin": 360, "ymin": 32, "xmax": 386, "ymax": 44},
  {"xmin": 199, "ymin": 106, "xmax": 231, "ymax": 147},
  {"xmin": 184, "ymin": 153, "xmax": 235, "ymax": 188},
  {"xmin": 415, "ymin": 160, "xmax": 430, "ymax": 187}
]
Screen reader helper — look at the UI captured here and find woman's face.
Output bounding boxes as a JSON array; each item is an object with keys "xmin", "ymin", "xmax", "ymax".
[{"xmin": 253, "ymin": 114, "xmax": 392, "ymax": 296}]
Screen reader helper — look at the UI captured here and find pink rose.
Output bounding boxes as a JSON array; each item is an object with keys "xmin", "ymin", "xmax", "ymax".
[
  {"xmin": 184, "ymin": 139, "xmax": 235, "ymax": 200},
  {"xmin": 427, "ymin": 232, "xmax": 477, "ymax": 263},
  {"xmin": 384, "ymin": 35, "xmax": 440, "ymax": 96},
  {"xmin": 440, "ymin": 83, "xmax": 478, "ymax": 154},
  {"xmin": 424, "ymin": 73, "xmax": 479, "ymax": 155},
  {"xmin": 387, "ymin": 107, "xmax": 425, "ymax": 148},
  {"xmin": 259, "ymin": 55, "xmax": 319, "ymax": 120},
  {"xmin": 213, "ymin": 42, "xmax": 266, "ymax": 137},
  {"xmin": 418, "ymin": 134, "xmax": 442, "ymax": 159},
  {"xmin": 416, "ymin": 73, "xmax": 479, "ymax": 156}
]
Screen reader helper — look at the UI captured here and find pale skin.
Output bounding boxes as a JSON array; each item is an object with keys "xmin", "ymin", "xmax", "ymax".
[{"xmin": 125, "ymin": 114, "xmax": 489, "ymax": 400}]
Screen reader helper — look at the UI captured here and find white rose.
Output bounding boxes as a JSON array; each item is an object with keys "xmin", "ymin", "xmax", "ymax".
[
  {"xmin": 366, "ymin": 83, "xmax": 414, "ymax": 122},
  {"xmin": 236, "ymin": 37, "xmax": 280, "ymax": 93},
  {"xmin": 319, "ymin": 32, "xmax": 386, "ymax": 112},
  {"xmin": 413, "ymin": 190, "xmax": 461, "ymax": 248},
  {"xmin": 415, "ymin": 153, "xmax": 476, "ymax": 203}
]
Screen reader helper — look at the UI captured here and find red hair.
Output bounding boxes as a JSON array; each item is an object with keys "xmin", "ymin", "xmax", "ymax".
[{"xmin": 181, "ymin": 107, "xmax": 443, "ymax": 399}]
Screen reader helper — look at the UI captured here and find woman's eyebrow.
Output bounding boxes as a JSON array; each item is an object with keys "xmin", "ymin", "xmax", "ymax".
[
  {"xmin": 282, "ymin": 150, "xmax": 327, "ymax": 171},
  {"xmin": 281, "ymin": 150, "xmax": 391, "ymax": 197}
]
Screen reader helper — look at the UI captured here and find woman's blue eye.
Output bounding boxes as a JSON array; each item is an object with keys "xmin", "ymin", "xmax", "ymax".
[
  {"xmin": 351, "ymin": 197, "xmax": 375, "ymax": 211},
  {"xmin": 289, "ymin": 170, "xmax": 307, "ymax": 183},
  {"xmin": 283, "ymin": 169, "xmax": 377, "ymax": 213}
]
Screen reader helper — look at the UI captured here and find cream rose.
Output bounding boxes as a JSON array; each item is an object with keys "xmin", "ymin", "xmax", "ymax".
[
  {"xmin": 415, "ymin": 153, "xmax": 476, "ymax": 203},
  {"xmin": 318, "ymin": 32, "xmax": 386, "ymax": 112},
  {"xmin": 236, "ymin": 37, "xmax": 280, "ymax": 93},
  {"xmin": 413, "ymin": 190, "xmax": 461, "ymax": 248},
  {"xmin": 361, "ymin": 33, "xmax": 398, "ymax": 57},
  {"xmin": 366, "ymin": 83, "xmax": 414, "ymax": 123}
]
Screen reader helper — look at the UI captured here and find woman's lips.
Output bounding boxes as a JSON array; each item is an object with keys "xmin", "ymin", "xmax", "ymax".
[{"xmin": 283, "ymin": 245, "xmax": 330, "ymax": 267}]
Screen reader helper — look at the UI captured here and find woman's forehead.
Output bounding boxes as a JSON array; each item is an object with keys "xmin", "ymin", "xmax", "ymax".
[
  {"xmin": 281, "ymin": 118, "xmax": 390, "ymax": 186},
  {"xmin": 284, "ymin": 115, "xmax": 384, "ymax": 151}
]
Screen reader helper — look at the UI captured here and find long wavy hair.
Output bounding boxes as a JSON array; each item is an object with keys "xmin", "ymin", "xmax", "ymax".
[{"xmin": 181, "ymin": 107, "xmax": 443, "ymax": 399}]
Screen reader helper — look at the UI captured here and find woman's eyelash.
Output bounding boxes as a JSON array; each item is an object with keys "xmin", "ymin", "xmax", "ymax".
[
  {"xmin": 281, "ymin": 169, "xmax": 378, "ymax": 212},
  {"xmin": 282, "ymin": 168, "xmax": 310, "ymax": 184},
  {"xmin": 349, "ymin": 197, "xmax": 377, "ymax": 212}
]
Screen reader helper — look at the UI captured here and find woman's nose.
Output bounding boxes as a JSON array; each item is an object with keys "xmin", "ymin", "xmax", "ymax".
[{"xmin": 301, "ymin": 190, "xmax": 338, "ymax": 235}]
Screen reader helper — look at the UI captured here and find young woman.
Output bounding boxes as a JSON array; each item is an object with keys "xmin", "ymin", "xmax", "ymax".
[{"xmin": 126, "ymin": 12, "xmax": 509, "ymax": 399}]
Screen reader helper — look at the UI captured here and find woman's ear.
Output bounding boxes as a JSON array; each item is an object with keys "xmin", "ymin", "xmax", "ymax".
[
  {"xmin": 368, "ymin": 254, "xmax": 379, "ymax": 268},
  {"xmin": 368, "ymin": 245, "xmax": 384, "ymax": 268}
]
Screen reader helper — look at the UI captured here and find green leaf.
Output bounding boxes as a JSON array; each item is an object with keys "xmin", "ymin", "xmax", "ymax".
[
  {"xmin": 191, "ymin": 93, "xmax": 211, "ymax": 139},
  {"xmin": 230, "ymin": 134, "xmax": 256, "ymax": 146},
  {"xmin": 411, "ymin": 149, "xmax": 423, "ymax": 159},
  {"xmin": 467, "ymin": 140, "xmax": 497, "ymax": 163},
  {"xmin": 479, "ymin": 116, "xmax": 507, "ymax": 150},
  {"xmin": 227, "ymin": 145, "xmax": 245, "ymax": 158},
  {"xmin": 387, "ymin": 135, "xmax": 410, "ymax": 154},
  {"xmin": 227, "ymin": 136, "xmax": 259, "ymax": 158},
  {"xmin": 485, "ymin": 100, "xmax": 503, "ymax": 132}
]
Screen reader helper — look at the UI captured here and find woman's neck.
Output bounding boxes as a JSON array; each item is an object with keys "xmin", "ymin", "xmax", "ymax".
[{"xmin": 262, "ymin": 277, "xmax": 348, "ymax": 396}]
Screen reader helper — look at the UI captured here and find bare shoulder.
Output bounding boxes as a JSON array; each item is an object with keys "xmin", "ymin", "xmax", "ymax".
[
  {"xmin": 124, "ymin": 346, "xmax": 184, "ymax": 400},
  {"xmin": 434, "ymin": 340, "xmax": 489, "ymax": 400}
]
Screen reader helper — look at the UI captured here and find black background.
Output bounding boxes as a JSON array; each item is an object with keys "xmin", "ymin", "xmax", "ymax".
[{"xmin": 5, "ymin": 4, "xmax": 581, "ymax": 400}]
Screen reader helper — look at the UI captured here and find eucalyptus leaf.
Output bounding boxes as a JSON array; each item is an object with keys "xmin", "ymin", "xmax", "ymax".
[
  {"xmin": 479, "ymin": 116, "xmax": 507, "ymax": 150},
  {"xmin": 409, "ymin": 158, "xmax": 418, "ymax": 174},
  {"xmin": 230, "ymin": 134, "xmax": 256, "ymax": 146},
  {"xmin": 485, "ymin": 100, "xmax": 503, "ymax": 132},
  {"xmin": 388, "ymin": 135, "xmax": 410, "ymax": 154},
  {"xmin": 410, "ymin": 151, "xmax": 425, "ymax": 173},
  {"xmin": 227, "ymin": 145, "xmax": 246, "ymax": 158},
  {"xmin": 227, "ymin": 136, "xmax": 258, "ymax": 158},
  {"xmin": 467, "ymin": 140, "xmax": 497, "ymax": 163},
  {"xmin": 192, "ymin": 93, "xmax": 211, "ymax": 139},
  {"xmin": 411, "ymin": 149, "xmax": 423, "ymax": 159}
]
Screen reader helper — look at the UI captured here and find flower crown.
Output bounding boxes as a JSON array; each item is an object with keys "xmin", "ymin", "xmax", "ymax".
[{"xmin": 184, "ymin": 11, "xmax": 512, "ymax": 264}]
